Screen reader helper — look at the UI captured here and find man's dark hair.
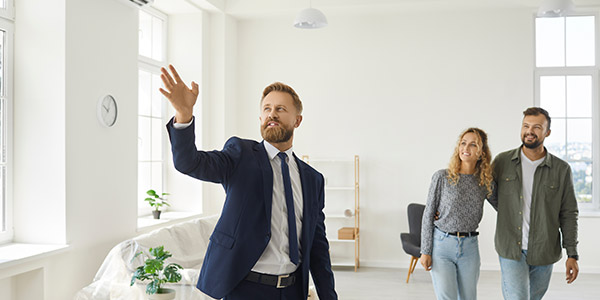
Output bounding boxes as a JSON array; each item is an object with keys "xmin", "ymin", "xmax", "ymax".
[{"xmin": 523, "ymin": 107, "xmax": 551, "ymax": 130}]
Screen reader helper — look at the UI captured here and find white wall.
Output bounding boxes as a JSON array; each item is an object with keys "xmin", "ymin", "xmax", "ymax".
[
  {"xmin": 200, "ymin": 12, "xmax": 238, "ymax": 215},
  {"xmin": 232, "ymin": 7, "xmax": 600, "ymax": 273},
  {"xmin": 165, "ymin": 12, "xmax": 205, "ymax": 214},
  {"xmin": 2, "ymin": 0, "xmax": 205, "ymax": 299},
  {"xmin": 13, "ymin": 0, "xmax": 66, "ymax": 245}
]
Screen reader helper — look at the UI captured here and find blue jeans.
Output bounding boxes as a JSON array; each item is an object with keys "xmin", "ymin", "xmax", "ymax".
[
  {"xmin": 498, "ymin": 250, "xmax": 553, "ymax": 300},
  {"xmin": 431, "ymin": 227, "xmax": 481, "ymax": 300}
]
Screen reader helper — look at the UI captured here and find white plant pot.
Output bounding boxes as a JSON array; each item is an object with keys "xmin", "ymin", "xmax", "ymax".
[{"xmin": 148, "ymin": 288, "xmax": 176, "ymax": 300}]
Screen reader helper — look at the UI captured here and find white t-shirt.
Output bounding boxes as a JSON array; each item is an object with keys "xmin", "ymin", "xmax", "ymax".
[{"xmin": 520, "ymin": 151, "xmax": 545, "ymax": 250}]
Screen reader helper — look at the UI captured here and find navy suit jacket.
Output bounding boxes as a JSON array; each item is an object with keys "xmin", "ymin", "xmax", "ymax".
[{"xmin": 167, "ymin": 118, "xmax": 337, "ymax": 299}]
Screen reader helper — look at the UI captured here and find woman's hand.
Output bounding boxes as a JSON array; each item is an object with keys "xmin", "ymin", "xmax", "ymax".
[{"xmin": 420, "ymin": 254, "xmax": 432, "ymax": 271}]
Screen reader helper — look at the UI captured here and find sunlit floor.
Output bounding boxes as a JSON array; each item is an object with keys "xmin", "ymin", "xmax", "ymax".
[{"xmin": 332, "ymin": 267, "xmax": 600, "ymax": 299}]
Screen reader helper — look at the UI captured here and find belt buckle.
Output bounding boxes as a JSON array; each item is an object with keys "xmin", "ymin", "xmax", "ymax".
[
  {"xmin": 276, "ymin": 274, "xmax": 290, "ymax": 288},
  {"xmin": 457, "ymin": 232, "xmax": 464, "ymax": 238}
]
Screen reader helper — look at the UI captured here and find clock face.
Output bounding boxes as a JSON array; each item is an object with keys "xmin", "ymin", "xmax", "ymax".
[{"xmin": 98, "ymin": 95, "xmax": 117, "ymax": 127}]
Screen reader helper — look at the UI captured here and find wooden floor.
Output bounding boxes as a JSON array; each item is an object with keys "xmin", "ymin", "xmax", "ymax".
[{"xmin": 332, "ymin": 267, "xmax": 600, "ymax": 299}]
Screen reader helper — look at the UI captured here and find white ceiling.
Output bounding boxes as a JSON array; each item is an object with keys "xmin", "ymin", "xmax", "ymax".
[{"xmin": 152, "ymin": 0, "xmax": 600, "ymax": 18}]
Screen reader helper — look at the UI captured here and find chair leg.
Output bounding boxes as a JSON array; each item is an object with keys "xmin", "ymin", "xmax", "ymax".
[
  {"xmin": 406, "ymin": 256, "xmax": 418, "ymax": 283},
  {"xmin": 410, "ymin": 256, "xmax": 418, "ymax": 274}
]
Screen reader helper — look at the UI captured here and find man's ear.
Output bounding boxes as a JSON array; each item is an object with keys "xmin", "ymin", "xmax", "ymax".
[
  {"xmin": 545, "ymin": 128, "xmax": 551, "ymax": 138},
  {"xmin": 295, "ymin": 115, "xmax": 303, "ymax": 128}
]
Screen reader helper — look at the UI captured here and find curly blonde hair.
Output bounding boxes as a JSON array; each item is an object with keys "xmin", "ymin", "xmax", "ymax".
[{"xmin": 447, "ymin": 127, "xmax": 493, "ymax": 197}]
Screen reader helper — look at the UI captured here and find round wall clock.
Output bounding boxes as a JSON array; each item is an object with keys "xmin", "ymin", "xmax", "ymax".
[{"xmin": 97, "ymin": 95, "xmax": 118, "ymax": 127}]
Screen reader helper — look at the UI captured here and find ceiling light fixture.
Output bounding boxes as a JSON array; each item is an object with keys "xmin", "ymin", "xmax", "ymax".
[
  {"xmin": 294, "ymin": 0, "xmax": 328, "ymax": 29},
  {"xmin": 537, "ymin": 0, "xmax": 575, "ymax": 17}
]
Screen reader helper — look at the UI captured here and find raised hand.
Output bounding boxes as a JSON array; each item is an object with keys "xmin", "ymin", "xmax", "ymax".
[{"xmin": 159, "ymin": 64, "xmax": 199, "ymax": 123}]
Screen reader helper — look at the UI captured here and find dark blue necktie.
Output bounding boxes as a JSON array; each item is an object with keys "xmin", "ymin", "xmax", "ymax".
[{"xmin": 277, "ymin": 152, "xmax": 299, "ymax": 265}]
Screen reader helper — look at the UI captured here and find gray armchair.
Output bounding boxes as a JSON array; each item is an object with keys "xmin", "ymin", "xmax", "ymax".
[{"xmin": 400, "ymin": 203, "xmax": 425, "ymax": 283}]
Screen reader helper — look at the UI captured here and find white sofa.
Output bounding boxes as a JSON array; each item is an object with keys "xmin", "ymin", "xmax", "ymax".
[{"xmin": 75, "ymin": 215, "xmax": 219, "ymax": 300}]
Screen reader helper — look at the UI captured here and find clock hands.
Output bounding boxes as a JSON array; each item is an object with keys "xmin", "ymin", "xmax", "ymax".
[{"xmin": 98, "ymin": 95, "xmax": 117, "ymax": 127}]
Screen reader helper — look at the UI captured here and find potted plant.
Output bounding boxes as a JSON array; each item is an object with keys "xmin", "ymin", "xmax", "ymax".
[
  {"xmin": 130, "ymin": 246, "xmax": 183, "ymax": 300},
  {"xmin": 145, "ymin": 189, "xmax": 170, "ymax": 219}
]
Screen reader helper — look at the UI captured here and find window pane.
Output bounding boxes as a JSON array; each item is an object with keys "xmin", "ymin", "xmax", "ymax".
[
  {"xmin": 540, "ymin": 76, "xmax": 565, "ymax": 117},
  {"xmin": 138, "ymin": 162, "xmax": 151, "ymax": 204},
  {"xmin": 139, "ymin": 11, "xmax": 152, "ymax": 58},
  {"xmin": 152, "ymin": 16, "xmax": 163, "ymax": 61},
  {"xmin": 570, "ymin": 161, "xmax": 593, "ymax": 203},
  {"xmin": 139, "ymin": 70, "xmax": 151, "ymax": 116},
  {"xmin": 546, "ymin": 118, "xmax": 566, "ymax": 159},
  {"xmin": 138, "ymin": 116, "xmax": 151, "ymax": 161},
  {"xmin": 151, "ymin": 73, "xmax": 162, "ymax": 117},
  {"xmin": 0, "ymin": 30, "xmax": 4, "ymax": 97},
  {"xmin": 566, "ymin": 16, "xmax": 595, "ymax": 67},
  {"xmin": 536, "ymin": 17, "xmax": 565, "ymax": 67},
  {"xmin": 566, "ymin": 119, "xmax": 592, "ymax": 161},
  {"xmin": 139, "ymin": 162, "xmax": 164, "ymax": 212},
  {"xmin": 151, "ymin": 118, "xmax": 163, "ymax": 161},
  {"xmin": 151, "ymin": 162, "xmax": 163, "ymax": 194},
  {"xmin": 566, "ymin": 76, "xmax": 592, "ymax": 118},
  {"xmin": 0, "ymin": 98, "xmax": 4, "ymax": 163},
  {"xmin": 0, "ymin": 166, "xmax": 4, "ymax": 231}
]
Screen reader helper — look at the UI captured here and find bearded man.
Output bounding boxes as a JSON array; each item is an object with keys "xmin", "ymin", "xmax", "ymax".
[
  {"xmin": 490, "ymin": 107, "xmax": 579, "ymax": 300},
  {"xmin": 161, "ymin": 65, "xmax": 337, "ymax": 300}
]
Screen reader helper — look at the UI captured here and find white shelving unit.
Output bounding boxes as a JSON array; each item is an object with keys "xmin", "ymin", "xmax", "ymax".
[{"xmin": 302, "ymin": 155, "xmax": 360, "ymax": 271}]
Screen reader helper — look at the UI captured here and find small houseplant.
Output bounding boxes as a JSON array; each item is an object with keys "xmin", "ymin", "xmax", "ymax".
[
  {"xmin": 130, "ymin": 246, "xmax": 183, "ymax": 300},
  {"xmin": 145, "ymin": 189, "xmax": 170, "ymax": 219}
]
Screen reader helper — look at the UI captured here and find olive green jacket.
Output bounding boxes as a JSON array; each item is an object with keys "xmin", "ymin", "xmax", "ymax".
[{"xmin": 491, "ymin": 147, "xmax": 578, "ymax": 266}]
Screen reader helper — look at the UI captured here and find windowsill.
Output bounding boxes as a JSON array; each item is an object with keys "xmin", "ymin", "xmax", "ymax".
[
  {"xmin": 137, "ymin": 211, "xmax": 203, "ymax": 231},
  {"xmin": 0, "ymin": 243, "xmax": 69, "ymax": 270}
]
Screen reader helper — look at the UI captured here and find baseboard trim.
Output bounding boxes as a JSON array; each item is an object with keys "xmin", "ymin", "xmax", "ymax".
[{"xmin": 357, "ymin": 260, "xmax": 600, "ymax": 274}]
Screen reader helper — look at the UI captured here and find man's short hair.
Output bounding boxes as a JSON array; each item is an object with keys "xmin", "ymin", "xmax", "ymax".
[
  {"xmin": 261, "ymin": 82, "xmax": 303, "ymax": 114},
  {"xmin": 523, "ymin": 107, "xmax": 551, "ymax": 130}
]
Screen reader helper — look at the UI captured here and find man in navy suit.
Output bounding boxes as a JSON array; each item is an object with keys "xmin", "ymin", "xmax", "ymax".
[{"xmin": 160, "ymin": 65, "xmax": 337, "ymax": 300}]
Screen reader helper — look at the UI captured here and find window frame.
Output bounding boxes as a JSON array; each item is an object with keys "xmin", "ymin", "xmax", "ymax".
[
  {"xmin": 137, "ymin": 7, "xmax": 168, "ymax": 218},
  {"xmin": 0, "ymin": 0, "xmax": 14, "ymax": 21},
  {"xmin": 534, "ymin": 13, "xmax": 600, "ymax": 212},
  {"xmin": 138, "ymin": 7, "xmax": 167, "ymax": 66},
  {"xmin": 0, "ymin": 3, "xmax": 14, "ymax": 243}
]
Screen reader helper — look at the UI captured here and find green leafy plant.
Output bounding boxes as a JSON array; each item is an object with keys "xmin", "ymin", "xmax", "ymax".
[
  {"xmin": 145, "ymin": 189, "xmax": 170, "ymax": 211},
  {"xmin": 130, "ymin": 246, "xmax": 183, "ymax": 294}
]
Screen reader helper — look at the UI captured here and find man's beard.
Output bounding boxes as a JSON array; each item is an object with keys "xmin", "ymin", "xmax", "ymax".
[
  {"xmin": 261, "ymin": 120, "xmax": 294, "ymax": 144},
  {"xmin": 522, "ymin": 134, "xmax": 542, "ymax": 149}
]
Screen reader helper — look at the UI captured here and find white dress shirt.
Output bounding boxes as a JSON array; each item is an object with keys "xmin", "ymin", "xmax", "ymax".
[
  {"xmin": 172, "ymin": 118, "xmax": 303, "ymax": 275},
  {"xmin": 252, "ymin": 141, "xmax": 304, "ymax": 275}
]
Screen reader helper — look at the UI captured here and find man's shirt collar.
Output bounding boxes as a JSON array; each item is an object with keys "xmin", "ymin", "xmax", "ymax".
[{"xmin": 263, "ymin": 140, "xmax": 294, "ymax": 161}]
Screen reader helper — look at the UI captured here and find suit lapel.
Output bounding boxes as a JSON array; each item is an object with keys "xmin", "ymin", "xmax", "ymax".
[
  {"xmin": 254, "ymin": 142, "xmax": 273, "ymax": 222},
  {"xmin": 294, "ymin": 153, "xmax": 315, "ymax": 252}
]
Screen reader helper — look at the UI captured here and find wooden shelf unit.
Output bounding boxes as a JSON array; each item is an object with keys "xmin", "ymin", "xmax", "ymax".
[{"xmin": 302, "ymin": 155, "xmax": 360, "ymax": 271}]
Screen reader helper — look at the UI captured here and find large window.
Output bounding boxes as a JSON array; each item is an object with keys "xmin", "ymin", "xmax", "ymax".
[
  {"xmin": 535, "ymin": 15, "xmax": 599, "ymax": 211},
  {"xmin": 0, "ymin": 1, "xmax": 13, "ymax": 243},
  {"xmin": 138, "ymin": 9, "xmax": 167, "ymax": 217}
]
